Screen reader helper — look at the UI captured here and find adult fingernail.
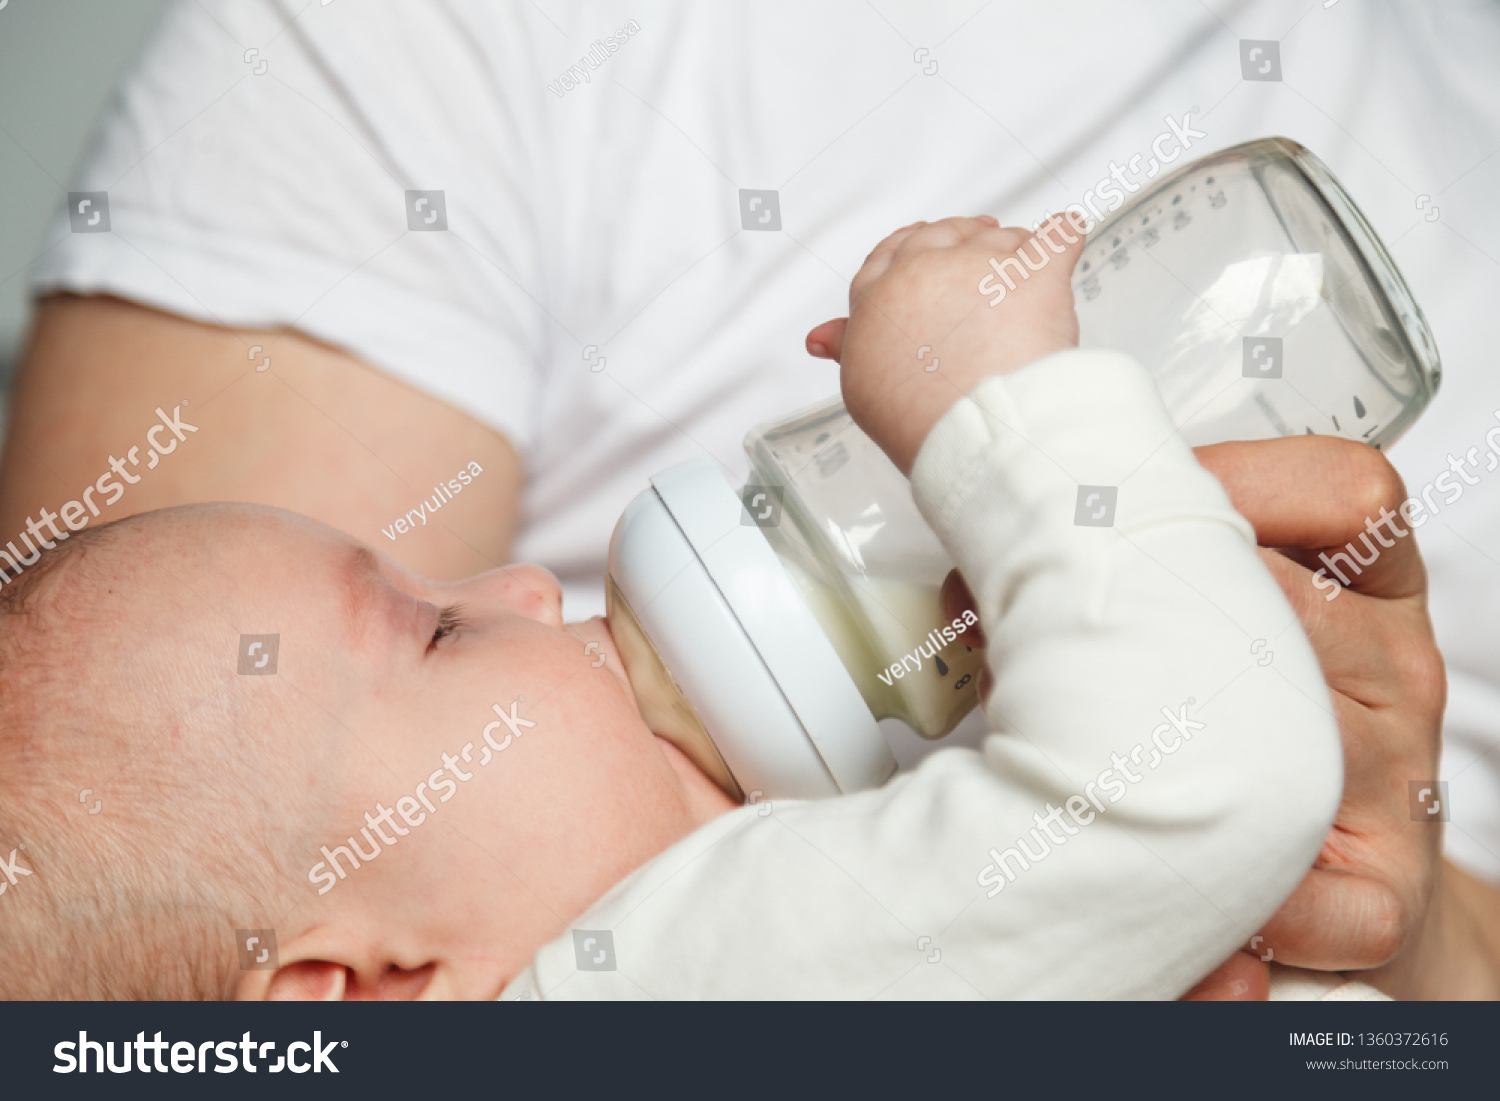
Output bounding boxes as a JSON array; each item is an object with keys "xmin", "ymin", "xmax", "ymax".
[{"xmin": 807, "ymin": 341, "xmax": 829, "ymax": 358}]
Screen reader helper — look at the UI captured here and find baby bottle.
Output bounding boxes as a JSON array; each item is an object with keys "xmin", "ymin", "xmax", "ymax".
[
  {"xmin": 1068, "ymin": 137, "xmax": 1438, "ymax": 448},
  {"xmin": 606, "ymin": 136, "xmax": 1441, "ymax": 803},
  {"xmin": 742, "ymin": 402, "xmax": 987, "ymax": 742}
]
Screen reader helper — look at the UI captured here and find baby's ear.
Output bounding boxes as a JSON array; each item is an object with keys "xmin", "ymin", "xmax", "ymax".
[
  {"xmin": 236, "ymin": 959, "xmax": 347, "ymax": 1001},
  {"xmin": 237, "ymin": 957, "xmax": 440, "ymax": 1000}
]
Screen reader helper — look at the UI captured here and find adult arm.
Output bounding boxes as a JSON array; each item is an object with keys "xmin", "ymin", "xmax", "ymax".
[{"xmin": 0, "ymin": 294, "xmax": 522, "ymax": 581}]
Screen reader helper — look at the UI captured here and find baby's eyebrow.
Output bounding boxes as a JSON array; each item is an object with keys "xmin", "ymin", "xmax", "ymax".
[{"xmin": 341, "ymin": 544, "xmax": 392, "ymax": 643}]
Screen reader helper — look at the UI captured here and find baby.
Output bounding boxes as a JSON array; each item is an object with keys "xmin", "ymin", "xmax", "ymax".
[{"xmin": 0, "ymin": 214, "xmax": 1344, "ymax": 1000}]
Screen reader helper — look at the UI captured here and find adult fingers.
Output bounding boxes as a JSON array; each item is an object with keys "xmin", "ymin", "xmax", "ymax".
[
  {"xmin": 1193, "ymin": 436, "xmax": 1424, "ymax": 601},
  {"xmin": 1255, "ymin": 547, "xmax": 1443, "ymax": 711},
  {"xmin": 1196, "ymin": 434, "xmax": 1442, "ymax": 717},
  {"xmin": 1179, "ymin": 951, "xmax": 1271, "ymax": 1000},
  {"xmin": 1256, "ymin": 864, "xmax": 1409, "ymax": 971}
]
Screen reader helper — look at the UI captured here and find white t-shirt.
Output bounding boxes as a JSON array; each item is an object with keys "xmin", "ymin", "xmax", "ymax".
[{"xmin": 34, "ymin": 0, "xmax": 1500, "ymax": 879}]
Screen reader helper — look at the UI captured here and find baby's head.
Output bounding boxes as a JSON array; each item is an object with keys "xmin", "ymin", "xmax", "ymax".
[{"xmin": 0, "ymin": 504, "xmax": 730, "ymax": 999}]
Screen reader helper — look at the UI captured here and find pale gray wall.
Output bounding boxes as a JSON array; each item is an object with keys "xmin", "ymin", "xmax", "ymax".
[{"xmin": 0, "ymin": 0, "xmax": 170, "ymax": 386}]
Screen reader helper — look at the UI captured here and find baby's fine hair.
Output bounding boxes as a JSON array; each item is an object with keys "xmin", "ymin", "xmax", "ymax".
[{"xmin": 0, "ymin": 517, "xmax": 306, "ymax": 999}]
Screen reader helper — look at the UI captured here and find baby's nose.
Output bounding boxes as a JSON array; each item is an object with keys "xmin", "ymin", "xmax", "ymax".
[{"xmin": 478, "ymin": 562, "xmax": 564, "ymax": 627}]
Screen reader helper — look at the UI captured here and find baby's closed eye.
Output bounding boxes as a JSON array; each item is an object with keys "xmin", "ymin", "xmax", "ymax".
[{"xmin": 428, "ymin": 604, "xmax": 467, "ymax": 651}]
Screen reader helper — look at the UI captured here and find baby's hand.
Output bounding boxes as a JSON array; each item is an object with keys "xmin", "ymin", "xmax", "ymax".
[{"xmin": 807, "ymin": 212, "xmax": 1087, "ymax": 474}]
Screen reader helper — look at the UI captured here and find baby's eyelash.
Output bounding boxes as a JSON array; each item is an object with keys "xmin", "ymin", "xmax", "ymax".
[{"xmin": 429, "ymin": 604, "xmax": 467, "ymax": 650}]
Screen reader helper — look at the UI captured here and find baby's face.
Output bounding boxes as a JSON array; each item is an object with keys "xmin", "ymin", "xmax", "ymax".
[{"xmin": 93, "ymin": 504, "xmax": 732, "ymax": 997}]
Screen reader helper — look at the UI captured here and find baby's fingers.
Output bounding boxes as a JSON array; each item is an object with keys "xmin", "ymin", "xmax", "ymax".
[
  {"xmin": 850, "ymin": 215, "xmax": 999, "ymax": 302},
  {"xmin": 850, "ymin": 220, "xmax": 928, "ymax": 298},
  {"xmin": 806, "ymin": 317, "xmax": 847, "ymax": 362},
  {"xmin": 896, "ymin": 214, "xmax": 1003, "ymax": 253}
]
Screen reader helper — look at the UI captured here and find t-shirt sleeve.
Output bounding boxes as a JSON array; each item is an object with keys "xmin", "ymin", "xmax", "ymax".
[
  {"xmin": 30, "ymin": 0, "xmax": 548, "ymax": 452},
  {"xmin": 502, "ymin": 349, "xmax": 1344, "ymax": 1001}
]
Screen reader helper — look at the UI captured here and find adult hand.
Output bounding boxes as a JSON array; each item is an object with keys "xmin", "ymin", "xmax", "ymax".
[
  {"xmin": 927, "ymin": 433, "xmax": 1429, "ymax": 997},
  {"xmin": 818, "ymin": 309, "xmax": 1500, "ymax": 996},
  {"xmin": 1193, "ymin": 435, "xmax": 1500, "ymax": 999}
]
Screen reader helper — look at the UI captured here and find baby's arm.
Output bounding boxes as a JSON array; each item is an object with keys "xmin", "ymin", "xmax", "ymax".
[{"xmin": 503, "ymin": 218, "xmax": 1342, "ymax": 1000}]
